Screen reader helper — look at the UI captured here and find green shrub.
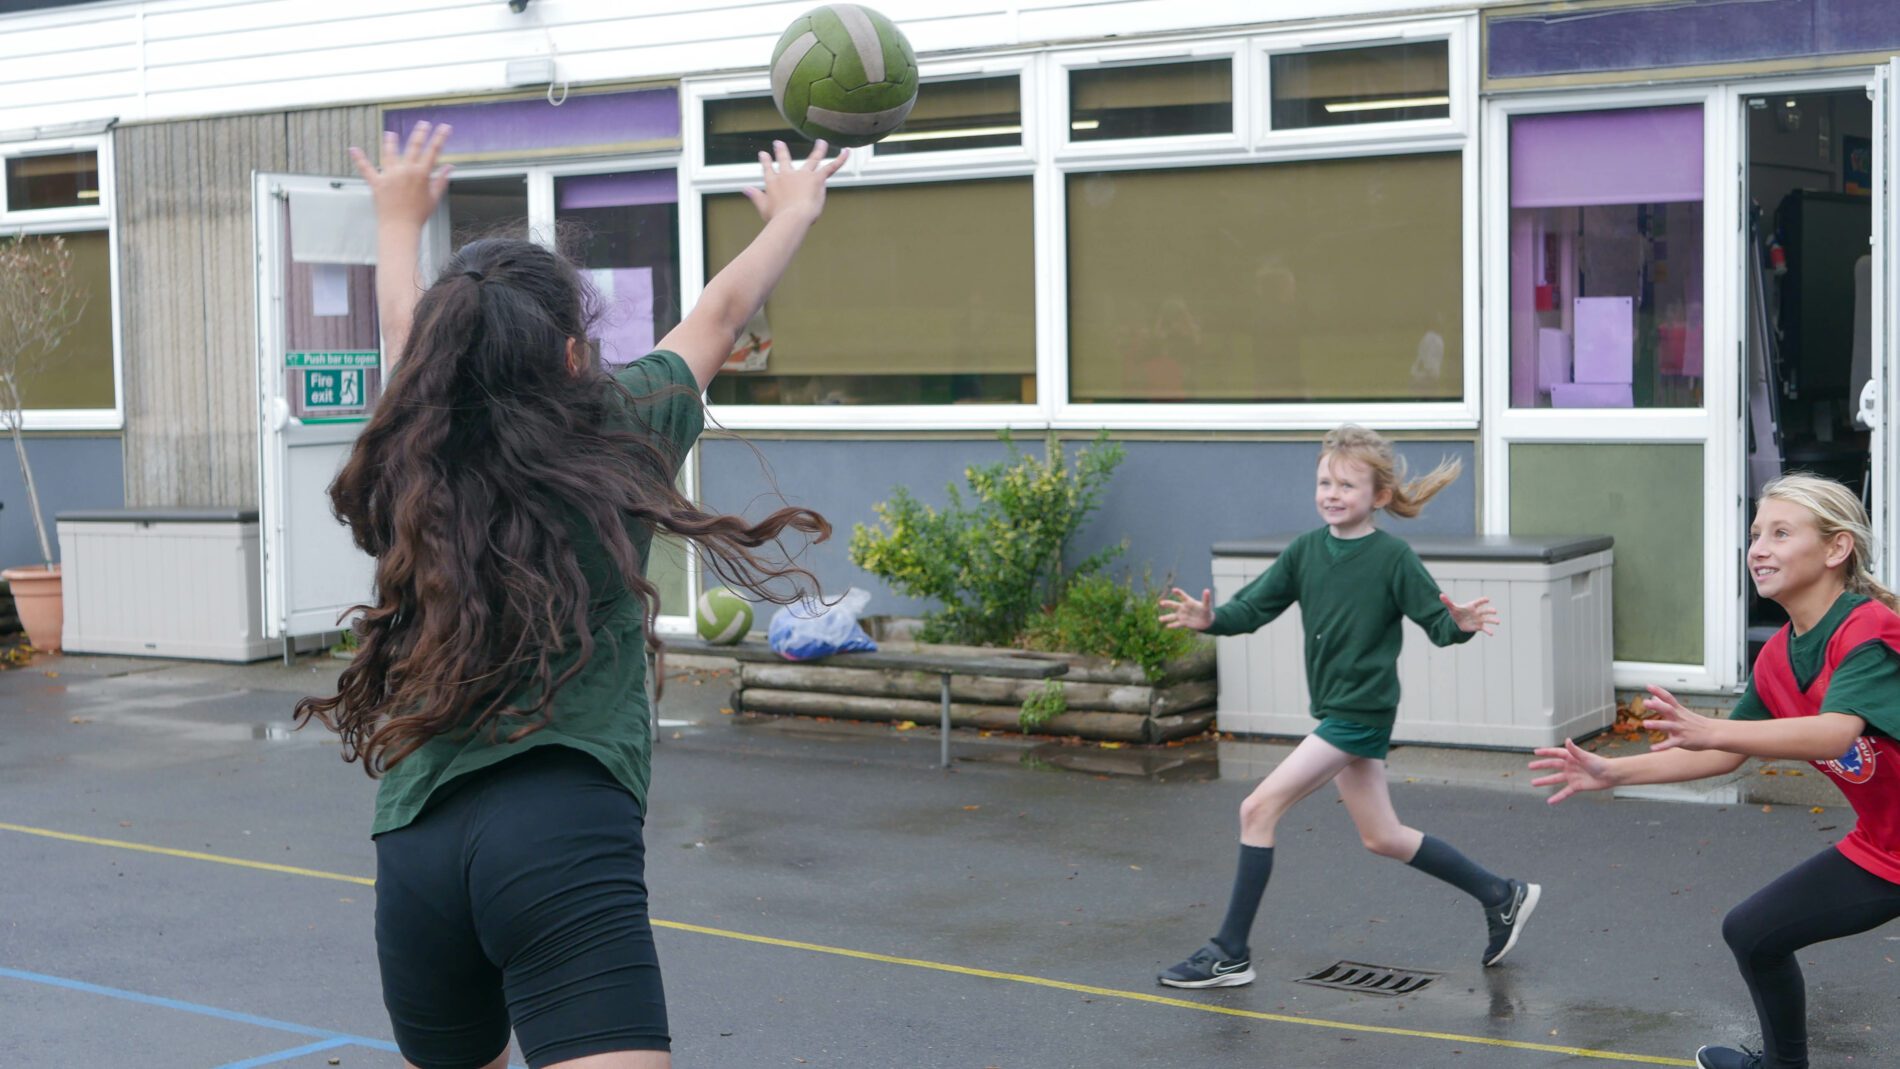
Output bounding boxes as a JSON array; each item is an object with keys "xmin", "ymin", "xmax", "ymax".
[
  {"xmin": 849, "ymin": 431, "xmax": 1125, "ymax": 647},
  {"xmin": 1020, "ymin": 572, "xmax": 1202, "ymax": 683},
  {"xmin": 1018, "ymin": 678, "xmax": 1067, "ymax": 732}
]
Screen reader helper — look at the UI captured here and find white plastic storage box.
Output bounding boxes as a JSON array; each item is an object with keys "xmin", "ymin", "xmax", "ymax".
[
  {"xmin": 57, "ymin": 509, "xmax": 274, "ymax": 662},
  {"xmin": 1211, "ymin": 534, "xmax": 1614, "ymax": 749}
]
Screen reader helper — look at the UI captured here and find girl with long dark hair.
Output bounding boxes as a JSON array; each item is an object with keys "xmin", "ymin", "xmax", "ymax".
[{"xmin": 297, "ymin": 122, "xmax": 846, "ymax": 1069}]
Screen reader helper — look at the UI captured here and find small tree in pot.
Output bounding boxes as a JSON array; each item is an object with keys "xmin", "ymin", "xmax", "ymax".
[{"xmin": 0, "ymin": 233, "xmax": 89, "ymax": 650}]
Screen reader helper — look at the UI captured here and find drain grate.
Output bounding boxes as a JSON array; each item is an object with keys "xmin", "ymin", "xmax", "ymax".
[{"xmin": 1295, "ymin": 960, "xmax": 1441, "ymax": 997}]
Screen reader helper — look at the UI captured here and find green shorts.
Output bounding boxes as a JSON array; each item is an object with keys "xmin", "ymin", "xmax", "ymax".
[{"xmin": 1311, "ymin": 716, "xmax": 1394, "ymax": 760}]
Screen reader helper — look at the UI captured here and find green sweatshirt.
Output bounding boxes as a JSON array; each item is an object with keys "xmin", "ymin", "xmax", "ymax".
[{"xmin": 1208, "ymin": 527, "xmax": 1473, "ymax": 725}]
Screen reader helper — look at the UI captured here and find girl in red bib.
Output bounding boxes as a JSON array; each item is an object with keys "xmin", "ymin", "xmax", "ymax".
[{"xmin": 1531, "ymin": 474, "xmax": 1900, "ymax": 1069}]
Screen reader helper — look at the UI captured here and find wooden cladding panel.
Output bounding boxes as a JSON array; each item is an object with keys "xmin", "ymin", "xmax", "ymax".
[{"xmin": 114, "ymin": 106, "xmax": 379, "ymax": 508}]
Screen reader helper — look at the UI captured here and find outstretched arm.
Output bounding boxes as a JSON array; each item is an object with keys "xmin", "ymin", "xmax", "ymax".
[
  {"xmin": 1529, "ymin": 737, "xmax": 1747, "ymax": 805},
  {"xmin": 1641, "ymin": 685, "xmax": 1865, "ymax": 762},
  {"xmin": 661, "ymin": 139, "xmax": 849, "ymax": 390},
  {"xmin": 349, "ymin": 121, "xmax": 452, "ymax": 368}
]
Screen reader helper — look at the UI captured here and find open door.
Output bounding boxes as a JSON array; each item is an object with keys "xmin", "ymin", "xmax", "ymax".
[{"xmin": 252, "ymin": 173, "xmax": 446, "ymax": 642}]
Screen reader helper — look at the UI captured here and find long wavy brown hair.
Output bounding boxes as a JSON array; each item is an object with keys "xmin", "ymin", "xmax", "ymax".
[{"xmin": 295, "ymin": 237, "xmax": 827, "ymax": 773}]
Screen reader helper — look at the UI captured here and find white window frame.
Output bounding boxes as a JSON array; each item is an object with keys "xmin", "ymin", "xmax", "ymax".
[
  {"xmin": 0, "ymin": 133, "xmax": 121, "ymax": 432},
  {"xmin": 686, "ymin": 58, "xmax": 1049, "ymax": 432},
  {"xmin": 1479, "ymin": 84, "xmax": 1739, "ymax": 694},
  {"xmin": 682, "ymin": 13, "xmax": 1478, "ymax": 433},
  {"xmin": 1254, "ymin": 17, "xmax": 1471, "ymax": 148},
  {"xmin": 444, "ymin": 150, "xmax": 700, "ymax": 632}
]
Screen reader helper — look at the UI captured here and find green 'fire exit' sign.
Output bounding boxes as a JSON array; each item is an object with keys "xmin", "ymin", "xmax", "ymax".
[{"xmin": 303, "ymin": 368, "xmax": 364, "ymax": 410}]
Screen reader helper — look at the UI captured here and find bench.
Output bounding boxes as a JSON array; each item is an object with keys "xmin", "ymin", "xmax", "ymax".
[{"xmin": 656, "ymin": 637, "xmax": 1068, "ymax": 767}]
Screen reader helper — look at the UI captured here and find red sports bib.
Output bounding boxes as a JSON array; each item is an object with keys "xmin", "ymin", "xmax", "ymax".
[{"xmin": 1752, "ymin": 600, "xmax": 1900, "ymax": 884}]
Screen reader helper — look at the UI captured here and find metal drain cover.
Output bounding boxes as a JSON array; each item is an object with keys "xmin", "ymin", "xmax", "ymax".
[{"xmin": 1295, "ymin": 960, "xmax": 1441, "ymax": 997}]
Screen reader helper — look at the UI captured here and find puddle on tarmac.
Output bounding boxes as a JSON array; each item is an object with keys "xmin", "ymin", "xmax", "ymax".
[{"xmin": 251, "ymin": 722, "xmax": 297, "ymax": 741}]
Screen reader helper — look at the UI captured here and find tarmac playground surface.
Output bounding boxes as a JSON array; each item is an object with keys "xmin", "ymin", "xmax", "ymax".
[{"xmin": 2, "ymin": 650, "xmax": 1896, "ymax": 1068}]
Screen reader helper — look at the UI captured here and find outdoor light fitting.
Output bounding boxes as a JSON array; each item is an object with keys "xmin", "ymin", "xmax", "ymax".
[{"xmin": 507, "ymin": 0, "xmax": 530, "ymax": 12}]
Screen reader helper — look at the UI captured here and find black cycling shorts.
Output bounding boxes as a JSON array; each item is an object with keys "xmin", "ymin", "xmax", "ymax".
[{"xmin": 374, "ymin": 745, "xmax": 668, "ymax": 1069}]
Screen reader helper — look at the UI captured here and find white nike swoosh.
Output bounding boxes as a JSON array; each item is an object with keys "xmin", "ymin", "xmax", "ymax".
[{"xmin": 1212, "ymin": 961, "xmax": 1247, "ymax": 974}]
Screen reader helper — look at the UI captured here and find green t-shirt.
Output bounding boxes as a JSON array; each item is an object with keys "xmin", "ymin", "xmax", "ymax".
[
  {"xmin": 1207, "ymin": 527, "xmax": 1474, "ymax": 724},
  {"xmin": 370, "ymin": 350, "xmax": 704, "ymax": 835},
  {"xmin": 1730, "ymin": 591, "xmax": 1900, "ymax": 738}
]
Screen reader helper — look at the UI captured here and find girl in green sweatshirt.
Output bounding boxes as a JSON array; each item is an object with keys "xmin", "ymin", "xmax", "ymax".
[{"xmin": 1155, "ymin": 425, "xmax": 1538, "ymax": 989}]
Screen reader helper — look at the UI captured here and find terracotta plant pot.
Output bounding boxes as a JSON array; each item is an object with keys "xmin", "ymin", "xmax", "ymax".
[{"xmin": 2, "ymin": 563, "xmax": 63, "ymax": 653}]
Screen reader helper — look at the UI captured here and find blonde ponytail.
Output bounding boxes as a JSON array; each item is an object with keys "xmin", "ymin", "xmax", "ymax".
[
  {"xmin": 1760, "ymin": 473, "xmax": 1900, "ymax": 614},
  {"xmin": 1320, "ymin": 424, "xmax": 1462, "ymax": 521}
]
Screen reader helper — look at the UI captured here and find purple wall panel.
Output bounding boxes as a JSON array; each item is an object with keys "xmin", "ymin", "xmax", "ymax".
[
  {"xmin": 384, "ymin": 88, "xmax": 679, "ymax": 157},
  {"xmin": 556, "ymin": 170, "xmax": 676, "ymax": 210},
  {"xmin": 1489, "ymin": 0, "xmax": 1900, "ymax": 79}
]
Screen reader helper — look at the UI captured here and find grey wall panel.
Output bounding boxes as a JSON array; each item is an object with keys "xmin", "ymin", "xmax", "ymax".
[
  {"xmin": 0, "ymin": 437, "xmax": 124, "ymax": 568},
  {"xmin": 699, "ymin": 436, "xmax": 1478, "ymax": 619},
  {"xmin": 114, "ymin": 106, "xmax": 378, "ymax": 510}
]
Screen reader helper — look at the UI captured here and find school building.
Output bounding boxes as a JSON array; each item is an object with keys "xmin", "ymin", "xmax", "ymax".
[{"xmin": 0, "ymin": 0, "xmax": 1895, "ymax": 694}]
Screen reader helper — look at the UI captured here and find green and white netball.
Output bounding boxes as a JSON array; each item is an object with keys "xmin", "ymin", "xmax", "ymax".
[
  {"xmin": 696, "ymin": 586, "xmax": 754, "ymax": 646},
  {"xmin": 769, "ymin": 4, "xmax": 919, "ymax": 147}
]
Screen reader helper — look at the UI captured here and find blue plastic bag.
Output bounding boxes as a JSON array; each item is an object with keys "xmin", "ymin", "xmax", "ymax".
[{"xmin": 768, "ymin": 588, "xmax": 878, "ymax": 661}]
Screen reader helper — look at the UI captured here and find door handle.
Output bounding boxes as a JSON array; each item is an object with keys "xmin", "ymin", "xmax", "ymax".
[{"xmin": 270, "ymin": 396, "xmax": 291, "ymax": 432}]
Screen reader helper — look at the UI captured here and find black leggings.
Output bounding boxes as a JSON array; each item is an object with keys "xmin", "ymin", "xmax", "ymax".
[{"xmin": 1721, "ymin": 847, "xmax": 1900, "ymax": 1069}]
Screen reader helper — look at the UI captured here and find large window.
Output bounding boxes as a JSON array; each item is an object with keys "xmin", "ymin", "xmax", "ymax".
[
  {"xmin": 0, "ymin": 142, "xmax": 117, "ymax": 427},
  {"xmin": 686, "ymin": 18, "xmax": 1473, "ymax": 426},
  {"xmin": 1507, "ymin": 106, "xmax": 1705, "ymax": 409},
  {"xmin": 1067, "ymin": 153, "xmax": 1462, "ymax": 403},
  {"xmin": 703, "ymin": 178, "xmax": 1035, "ymax": 405}
]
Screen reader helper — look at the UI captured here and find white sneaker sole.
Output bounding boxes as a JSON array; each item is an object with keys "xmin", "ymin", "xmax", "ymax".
[
  {"xmin": 1483, "ymin": 882, "xmax": 1541, "ymax": 967},
  {"xmin": 1158, "ymin": 967, "xmax": 1256, "ymax": 989}
]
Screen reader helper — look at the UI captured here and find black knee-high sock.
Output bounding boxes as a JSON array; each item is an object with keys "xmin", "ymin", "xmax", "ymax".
[
  {"xmin": 1405, "ymin": 835, "xmax": 1510, "ymax": 907},
  {"xmin": 1212, "ymin": 844, "xmax": 1274, "ymax": 958}
]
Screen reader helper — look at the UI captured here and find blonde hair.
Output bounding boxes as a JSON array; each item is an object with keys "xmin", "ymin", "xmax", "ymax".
[
  {"xmin": 1759, "ymin": 473, "xmax": 1900, "ymax": 613},
  {"xmin": 1320, "ymin": 424, "xmax": 1461, "ymax": 521}
]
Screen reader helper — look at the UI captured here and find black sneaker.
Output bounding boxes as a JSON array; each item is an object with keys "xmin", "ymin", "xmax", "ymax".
[
  {"xmin": 1157, "ymin": 942, "xmax": 1255, "ymax": 988},
  {"xmin": 1695, "ymin": 1045, "xmax": 1763, "ymax": 1069},
  {"xmin": 1481, "ymin": 879, "xmax": 1541, "ymax": 966}
]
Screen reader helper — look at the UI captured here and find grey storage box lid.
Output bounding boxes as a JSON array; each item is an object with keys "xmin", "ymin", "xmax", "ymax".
[
  {"xmin": 1213, "ymin": 533, "xmax": 1612, "ymax": 563},
  {"xmin": 58, "ymin": 508, "xmax": 261, "ymax": 524}
]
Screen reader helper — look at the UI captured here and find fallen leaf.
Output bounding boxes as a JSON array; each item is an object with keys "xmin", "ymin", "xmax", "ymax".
[
  {"xmin": 718, "ymin": 707, "xmax": 734, "ymax": 715},
  {"xmin": 962, "ymin": 805, "xmax": 981, "ymax": 811},
  {"xmin": 43, "ymin": 671, "xmax": 59, "ymax": 679},
  {"xmin": 1762, "ymin": 769, "xmax": 1780, "ymax": 776},
  {"xmin": 69, "ymin": 717, "xmax": 90, "ymax": 724},
  {"xmin": 1130, "ymin": 864, "xmax": 1142, "ymax": 870},
  {"xmin": 1811, "ymin": 807, "xmax": 1826, "ymax": 814},
  {"xmin": 1098, "ymin": 741, "xmax": 1124, "ymax": 749},
  {"xmin": 894, "ymin": 720, "xmax": 918, "ymax": 731},
  {"xmin": 1761, "ymin": 805, "xmax": 1774, "ymax": 813}
]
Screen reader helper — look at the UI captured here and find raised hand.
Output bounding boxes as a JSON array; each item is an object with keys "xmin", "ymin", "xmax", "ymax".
[
  {"xmin": 349, "ymin": 121, "xmax": 453, "ymax": 230},
  {"xmin": 1528, "ymin": 738, "xmax": 1617, "ymax": 805},
  {"xmin": 1158, "ymin": 587, "xmax": 1214, "ymax": 632},
  {"xmin": 1641, "ymin": 684, "xmax": 1722, "ymax": 751},
  {"xmin": 741, "ymin": 139, "xmax": 849, "ymax": 226},
  {"xmin": 1441, "ymin": 593, "xmax": 1499, "ymax": 635}
]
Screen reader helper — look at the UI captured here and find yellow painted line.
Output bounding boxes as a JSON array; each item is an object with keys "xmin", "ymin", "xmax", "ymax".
[
  {"xmin": 1, "ymin": 821, "xmax": 1690, "ymax": 1066},
  {"xmin": 0, "ymin": 822, "xmax": 375, "ymax": 888}
]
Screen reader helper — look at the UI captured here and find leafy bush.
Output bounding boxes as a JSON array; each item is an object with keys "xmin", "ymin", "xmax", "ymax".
[
  {"xmin": 850, "ymin": 432, "xmax": 1125, "ymax": 647},
  {"xmin": 1020, "ymin": 572, "xmax": 1202, "ymax": 683},
  {"xmin": 1018, "ymin": 678, "xmax": 1067, "ymax": 732}
]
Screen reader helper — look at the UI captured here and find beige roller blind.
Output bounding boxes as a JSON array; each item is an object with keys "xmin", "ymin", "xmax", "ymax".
[
  {"xmin": 704, "ymin": 178, "xmax": 1034, "ymax": 377},
  {"xmin": 1271, "ymin": 42, "xmax": 1448, "ymax": 101},
  {"xmin": 1072, "ymin": 60, "xmax": 1231, "ymax": 111},
  {"xmin": 20, "ymin": 230, "xmax": 115, "ymax": 410},
  {"xmin": 902, "ymin": 76, "xmax": 1019, "ymax": 126},
  {"xmin": 707, "ymin": 95, "xmax": 783, "ymax": 135},
  {"xmin": 1066, "ymin": 153, "xmax": 1462, "ymax": 403}
]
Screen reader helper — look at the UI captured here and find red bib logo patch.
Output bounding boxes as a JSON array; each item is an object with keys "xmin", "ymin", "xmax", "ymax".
[{"xmin": 1819, "ymin": 737, "xmax": 1877, "ymax": 785}]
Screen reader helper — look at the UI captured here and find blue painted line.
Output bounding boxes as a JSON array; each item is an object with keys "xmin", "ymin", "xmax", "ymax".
[
  {"xmin": 0, "ymin": 965, "xmax": 397, "ymax": 1050},
  {"xmin": 212, "ymin": 1036, "xmax": 352, "ymax": 1069},
  {"xmin": 1, "ymin": 965, "xmax": 528, "ymax": 1069}
]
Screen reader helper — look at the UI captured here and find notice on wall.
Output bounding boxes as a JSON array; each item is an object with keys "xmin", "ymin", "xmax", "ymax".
[
  {"xmin": 311, "ymin": 263, "xmax": 350, "ymax": 317},
  {"xmin": 589, "ymin": 267, "xmax": 657, "ymax": 364}
]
